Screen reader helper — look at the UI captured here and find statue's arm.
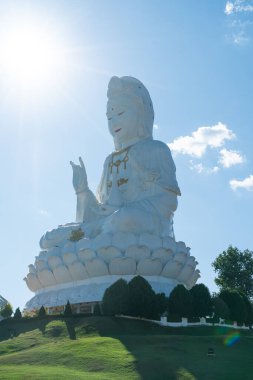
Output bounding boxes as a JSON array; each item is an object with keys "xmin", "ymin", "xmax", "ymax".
[
  {"xmin": 70, "ymin": 157, "xmax": 117, "ymax": 222},
  {"xmin": 146, "ymin": 141, "xmax": 181, "ymax": 196},
  {"xmin": 70, "ymin": 157, "xmax": 100, "ymax": 222}
]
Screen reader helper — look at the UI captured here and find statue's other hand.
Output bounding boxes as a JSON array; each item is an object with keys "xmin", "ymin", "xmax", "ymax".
[{"xmin": 70, "ymin": 156, "xmax": 88, "ymax": 194}]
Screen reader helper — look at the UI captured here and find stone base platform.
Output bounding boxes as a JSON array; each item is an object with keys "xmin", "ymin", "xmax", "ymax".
[
  {"xmin": 25, "ymin": 275, "xmax": 181, "ymax": 311},
  {"xmin": 24, "ymin": 229, "xmax": 200, "ymax": 311}
]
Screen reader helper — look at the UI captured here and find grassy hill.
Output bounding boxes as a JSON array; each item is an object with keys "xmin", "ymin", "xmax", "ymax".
[{"xmin": 0, "ymin": 316, "xmax": 252, "ymax": 379}]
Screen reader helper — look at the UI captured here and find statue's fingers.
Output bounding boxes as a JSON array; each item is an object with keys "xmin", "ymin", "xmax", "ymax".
[
  {"xmin": 70, "ymin": 161, "xmax": 75, "ymax": 167},
  {"xmin": 79, "ymin": 156, "xmax": 85, "ymax": 169}
]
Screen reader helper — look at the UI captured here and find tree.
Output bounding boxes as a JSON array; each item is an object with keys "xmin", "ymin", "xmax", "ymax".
[
  {"xmin": 239, "ymin": 293, "xmax": 253, "ymax": 326},
  {"xmin": 38, "ymin": 305, "xmax": 47, "ymax": 318},
  {"xmin": 155, "ymin": 293, "xmax": 169, "ymax": 317},
  {"xmin": 190, "ymin": 284, "xmax": 212, "ymax": 318},
  {"xmin": 168, "ymin": 285, "xmax": 192, "ymax": 319},
  {"xmin": 212, "ymin": 296, "xmax": 230, "ymax": 320},
  {"xmin": 219, "ymin": 289, "xmax": 247, "ymax": 324},
  {"xmin": 128, "ymin": 276, "xmax": 157, "ymax": 319},
  {"xmin": 212, "ymin": 246, "xmax": 253, "ymax": 298},
  {"xmin": 102, "ymin": 278, "xmax": 129, "ymax": 316},
  {"xmin": 93, "ymin": 303, "xmax": 101, "ymax": 316},
  {"xmin": 13, "ymin": 307, "xmax": 22, "ymax": 320},
  {"xmin": 64, "ymin": 301, "xmax": 73, "ymax": 317},
  {"xmin": 0, "ymin": 303, "xmax": 13, "ymax": 318}
]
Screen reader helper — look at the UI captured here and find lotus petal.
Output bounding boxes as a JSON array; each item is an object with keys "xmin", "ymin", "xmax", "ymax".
[
  {"xmin": 92, "ymin": 233, "xmax": 112, "ymax": 250},
  {"xmin": 86, "ymin": 258, "xmax": 109, "ymax": 277},
  {"xmin": 24, "ymin": 273, "xmax": 42, "ymax": 292},
  {"xmin": 35, "ymin": 259, "xmax": 48, "ymax": 272},
  {"xmin": 177, "ymin": 264, "xmax": 195, "ymax": 283},
  {"xmin": 185, "ymin": 270, "xmax": 201, "ymax": 289},
  {"xmin": 152, "ymin": 248, "xmax": 173, "ymax": 264},
  {"xmin": 38, "ymin": 250, "xmax": 48, "ymax": 260},
  {"xmin": 76, "ymin": 238, "xmax": 91, "ymax": 251},
  {"xmin": 37, "ymin": 269, "xmax": 57, "ymax": 286},
  {"xmin": 63, "ymin": 252, "xmax": 77, "ymax": 266},
  {"xmin": 161, "ymin": 260, "xmax": 183, "ymax": 278},
  {"xmin": 173, "ymin": 252, "xmax": 188, "ymax": 264},
  {"xmin": 46, "ymin": 246, "xmax": 61, "ymax": 257},
  {"xmin": 162, "ymin": 236, "xmax": 176, "ymax": 251},
  {"xmin": 125, "ymin": 245, "xmax": 150, "ymax": 262},
  {"xmin": 186, "ymin": 256, "xmax": 197, "ymax": 267},
  {"xmin": 68, "ymin": 261, "xmax": 89, "ymax": 280},
  {"xmin": 48, "ymin": 256, "xmax": 62, "ymax": 270},
  {"xmin": 53, "ymin": 265, "xmax": 72, "ymax": 283},
  {"xmin": 62, "ymin": 242, "xmax": 76, "ymax": 255},
  {"xmin": 28, "ymin": 264, "xmax": 36, "ymax": 274},
  {"xmin": 112, "ymin": 232, "xmax": 137, "ymax": 251},
  {"xmin": 139, "ymin": 233, "xmax": 162, "ymax": 250},
  {"xmin": 78, "ymin": 249, "xmax": 96, "ymax": 263},
  {"xmin": 109, "ymin": 257, "xmax": 136, "ymax": 275},
  {"xmin": 137, "ymin": 258, "xmax": 162, "ymax": 276},
  {"xmin": 97, "ymin": 246, "xmax": 122, "ymax": 263},
  {"xmin": 176, "ymin": 241, "xmax": 188, "ymax": 254}
]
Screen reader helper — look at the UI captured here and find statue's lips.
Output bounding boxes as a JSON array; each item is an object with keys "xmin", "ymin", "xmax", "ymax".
[{"xmin": 115, "ymin": 128, "xmax": 121, "ymax": 133}]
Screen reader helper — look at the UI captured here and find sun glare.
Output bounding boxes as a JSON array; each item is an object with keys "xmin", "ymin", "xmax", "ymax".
[{"xmin": 0, "ymin": 20, "xmax": 65, "ymax": 94}]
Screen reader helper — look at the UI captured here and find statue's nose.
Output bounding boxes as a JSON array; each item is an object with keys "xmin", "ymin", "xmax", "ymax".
[{"xmin": 110, "ymin": 116, "xmax": 119, "ymax": 127}]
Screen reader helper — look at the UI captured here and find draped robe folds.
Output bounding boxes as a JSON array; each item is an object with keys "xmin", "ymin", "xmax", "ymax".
[
  {"xmin": 93, "ymin": 138, "xmax": 181, "ymax": 237},
  {"xmin": 40, "ymin": 138, "xmax": 181, "ymax": 249}
]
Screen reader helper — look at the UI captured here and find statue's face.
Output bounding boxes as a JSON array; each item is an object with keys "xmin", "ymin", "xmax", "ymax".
[{"xmin": 107, "ymin": 94, "xmax": 143, "ymax": 149}]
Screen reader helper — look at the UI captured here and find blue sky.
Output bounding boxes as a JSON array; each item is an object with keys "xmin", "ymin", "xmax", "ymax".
[{"xmin": 0, "ymin": 0, "xmax": 252, "ymax": 310}]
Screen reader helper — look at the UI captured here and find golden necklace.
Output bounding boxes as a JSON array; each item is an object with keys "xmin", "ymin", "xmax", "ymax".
[{"xmin": 109, "ymin": 146, "xmax": 130, "ymax": 174}]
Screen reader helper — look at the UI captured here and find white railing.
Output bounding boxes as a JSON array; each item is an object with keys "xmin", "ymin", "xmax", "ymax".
[{"xmin": 116, "ymin": 315, "xmax": 250, "ymax": 330}]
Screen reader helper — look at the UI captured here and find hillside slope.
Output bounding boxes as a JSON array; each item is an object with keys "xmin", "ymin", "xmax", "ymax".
[{"xmin": 0, "ymin": 316, "xmax": 252, "ymax": 380}]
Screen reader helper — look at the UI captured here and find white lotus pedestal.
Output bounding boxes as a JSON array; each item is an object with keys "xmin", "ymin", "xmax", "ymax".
[{"xmin": 24, "ymin": 228, "xmax": 200, "ymax": 312}]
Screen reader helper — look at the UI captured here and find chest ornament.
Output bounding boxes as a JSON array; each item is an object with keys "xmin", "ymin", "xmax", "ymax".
[{"xmin": 109, "ymin": 146, "xmax": 130, "ymax": 174}]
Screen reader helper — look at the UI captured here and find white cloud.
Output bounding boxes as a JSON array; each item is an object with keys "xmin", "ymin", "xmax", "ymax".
[
  {"xmin": 211, "ymin": 166, "xmax": 220, "ymax": 173},
  {"xmin": 233, "ymin": 31, "xmax": 249, "ymax": 44},
  {"xmin": 153, "ymin": 124, "xmax": 159, "ymax": 130},
  {"xmin": 230, "ymin": 174, "xmax": 253, "ymax": 190},
  {"xmin": 168, "ymin": 122, "xmax": 235, "ymax": 158},
  {"xmin": 225, "ymin": 1, "xmax": 253, "ymax": 44},
  {"xmin": 190, "ymin": 162, "xmax": 204, "ymax": 173},
  {"xmin": 219, "ymin": 148, "xmax": 245, "ymax": 168},
  {"xmin": 190, "ymin": 161, "xmax": 220, "ymax": 174},
  {"xmin": 225, "ymin": 1, "xmax": 253, "ymax": 15},
  {"xmin": 38, "ymin": 209, "xmax": 49, "ymax": 217},
  {"xmin": 225, "ymin": 1, "xmax": 235, "ymax": 14}
]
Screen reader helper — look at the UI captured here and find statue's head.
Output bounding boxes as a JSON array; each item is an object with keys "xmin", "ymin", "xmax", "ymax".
[{"xmin": 107, "ymin": 76, "xmax": 154, "ymax": 150}]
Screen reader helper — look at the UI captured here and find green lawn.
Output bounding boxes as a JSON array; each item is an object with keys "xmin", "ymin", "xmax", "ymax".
[{"xmin": 0, "ymin": 316, "xmax": 252, "ymax": 379}]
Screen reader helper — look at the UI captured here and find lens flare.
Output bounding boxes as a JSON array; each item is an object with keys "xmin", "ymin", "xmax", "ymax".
[{"xmin": 224, "ymin": 331, "xmax": 240, "ymax": 347}]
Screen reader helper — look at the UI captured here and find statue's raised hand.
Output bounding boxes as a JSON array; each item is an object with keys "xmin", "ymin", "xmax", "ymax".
[{"xmin": 70, "ymin": 157, "xmax": 88, "ymax": 194}]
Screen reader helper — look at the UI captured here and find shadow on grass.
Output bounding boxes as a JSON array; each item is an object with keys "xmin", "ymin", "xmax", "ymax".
[
  {"xmin": 0, "ymin": 316, "xmax": 76, "ymax": 341},
  {"xmin": 1, "ymin": 316, "xmax": 253, "ymax": 380},
  {"xmin": 65, "ymin": 319, "xmax": 76, "ymax": 340},
  {"xmin": 90, "ymin": 316, "xmax": 253, "ymax": 380}
]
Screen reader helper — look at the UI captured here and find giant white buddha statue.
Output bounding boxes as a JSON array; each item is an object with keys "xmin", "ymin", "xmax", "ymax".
[
  {"xmin": 70, "ymin": 76, "xmax": 181, "ymax": 238},
  {"xmin": 24, "ymin": 76, "xmax": 200, "ymax": 312}
]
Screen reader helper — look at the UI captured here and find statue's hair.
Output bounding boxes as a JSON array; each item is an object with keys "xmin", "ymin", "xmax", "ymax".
[{"xmin": 107, "ymin": 76, "xmax": 154, "ymax": 138}]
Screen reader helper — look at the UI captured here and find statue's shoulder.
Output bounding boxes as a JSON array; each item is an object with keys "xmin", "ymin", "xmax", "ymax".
[
  {"xmin": 133, "ymin": 139, "xmax": 171, "ymax": 155},
  {"xmin": 103, "ymin": 152, "xmax": 113, "ymax": 166}
]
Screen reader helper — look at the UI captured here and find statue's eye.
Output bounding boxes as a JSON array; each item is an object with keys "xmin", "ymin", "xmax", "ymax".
[
  {"xmin": 107, "ymin": 117, "xmax": 112, "ymax": 120},
  {"xmin": 118, "ymin": 111, "xmax": 125, "ymax": 116}
]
